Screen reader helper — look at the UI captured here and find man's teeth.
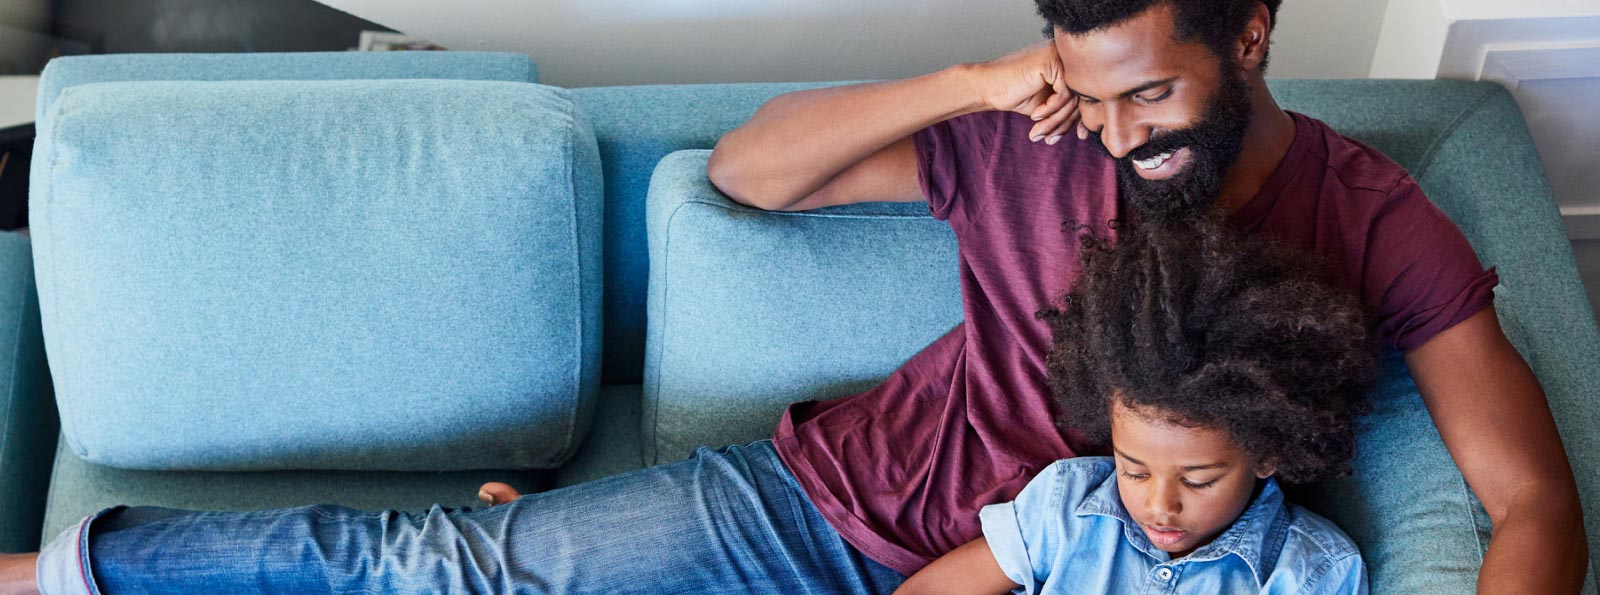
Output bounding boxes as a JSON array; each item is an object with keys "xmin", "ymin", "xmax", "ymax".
[{"xmin": 1134, "ymin": 151, "xmax": 1175, "ymax": 171}]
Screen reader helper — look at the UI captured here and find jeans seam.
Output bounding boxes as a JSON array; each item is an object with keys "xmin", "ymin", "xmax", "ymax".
[
  {"xmin": 74, "ymin": 516, "xmax": 96, "ymax": 595},
  {"xmin": 1454, "ymin": 465, "xmax": 1489, "ymax": 567}
]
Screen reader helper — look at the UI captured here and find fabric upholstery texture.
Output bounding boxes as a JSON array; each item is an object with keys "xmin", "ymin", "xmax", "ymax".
[
  {"xmin": 571, "ymin": 83, "xmax": 844, "ymax": 383},
  {"xmin": 644, "ymin": 150, "xmax": 963, "ymax": 465},
  {"xmin": 0, "ymin": 232, "xmax": 54, "ymax": 553},
  {"xmin": 34, "ymin": 51, "xmax": 537, "ymax": 124},
  {"xmin": 30, "ymin": 79, "xmax": 603, "ymax": 472},
  {"xmin": 554, "ymin": 384, "xmax": 645, "ymax": 488}
]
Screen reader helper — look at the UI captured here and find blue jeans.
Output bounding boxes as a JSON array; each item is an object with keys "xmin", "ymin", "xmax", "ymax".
[{"xmin": 37, "ymin": 441, "xmax": 905, "ymax": 594}]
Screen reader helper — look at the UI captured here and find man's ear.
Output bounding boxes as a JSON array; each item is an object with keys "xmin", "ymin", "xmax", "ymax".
[{"xmin": 1236, "ymin": 2, "xmax": 1273, "ymax": 72}]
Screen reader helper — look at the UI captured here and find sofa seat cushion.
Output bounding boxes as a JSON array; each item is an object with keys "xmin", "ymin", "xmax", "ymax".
[
  {"xmin": 39, "ymin": 438, "xmax": 544, "ymax": 548},
  {"xmin": 554, "ymin": 384, "xmax": 645, "ymax": 488},
  {"xmin": 30, "ymin": 79, "xmax": 602, "ymax": 471}
]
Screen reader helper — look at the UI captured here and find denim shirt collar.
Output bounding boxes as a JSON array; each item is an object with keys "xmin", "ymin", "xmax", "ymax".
[{"xmin": 1075, "ymin": 470, "xmax": 1288, "ymax": 585}]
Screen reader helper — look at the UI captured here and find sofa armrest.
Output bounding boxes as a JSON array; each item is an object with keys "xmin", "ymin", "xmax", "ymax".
[
  {"xmin": 1412, "ymin": 85, "xmax": 1600, "ymax": 580},
  {"xmin": 0, "ymin": 231, "xmax": 54, "ymax": 552}
]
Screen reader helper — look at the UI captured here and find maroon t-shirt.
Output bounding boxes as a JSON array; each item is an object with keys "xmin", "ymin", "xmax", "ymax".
[{"xmin": 770, "ymin": 110, "xmax": 1497, "ymax": 575}]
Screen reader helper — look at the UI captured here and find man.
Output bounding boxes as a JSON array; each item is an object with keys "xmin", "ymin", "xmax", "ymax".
[
  {"xmin": 0, "ymin": 0, "xmax": 1585, "ymax": 593},
  {"xmin": 704, "ymin": 0, "xmax": 1585, "ymax": 592}
]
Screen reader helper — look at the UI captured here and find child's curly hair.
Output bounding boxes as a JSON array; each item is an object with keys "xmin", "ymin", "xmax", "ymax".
[{"xmin": 1040, "ymin": 217, "xmax": 1377, "ymax": 483}]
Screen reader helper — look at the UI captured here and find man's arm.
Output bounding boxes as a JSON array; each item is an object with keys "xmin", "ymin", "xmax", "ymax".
[
  {"xmin": 1404, "ymin": 308, "xmax": 1588, "ymax": 594},
  {"xmin": 707, "ymin": 41, "xmax": 1082, "ymax": 212},
  {"xmin": 894, "ymin": 537, "xmax": 1019, "ymax": 595}
]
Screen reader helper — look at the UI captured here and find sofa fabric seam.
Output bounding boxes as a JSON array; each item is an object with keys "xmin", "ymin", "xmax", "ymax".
[
  {"xmin": 560, "ymin": 89, "xmax": 584, "ymax": 469},
  {"xmin": 1411, "ymin": 86, "xmax": 1496, "ymax": 182},
  {"xmin": 0, "ymin": 247, "xmax": 28, "ymax": 486},
  {"xmin": 648, "ymin": 198, "xmax": 699, "ymax": 466},
  {"xmin": 682, "ymin": 198, "xmax": 933, "ymax": 220},
  {"xmin": 42, "ymin": 88, "xmax": 75, "ymax": 460}
]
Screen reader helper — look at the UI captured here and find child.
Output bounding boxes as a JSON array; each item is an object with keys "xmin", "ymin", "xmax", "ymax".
[{"xmin": 896, "ymin": 218, "xmax": 1377, "ymax": 595}]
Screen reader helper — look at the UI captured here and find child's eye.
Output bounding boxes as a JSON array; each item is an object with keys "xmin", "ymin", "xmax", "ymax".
[
  {"xmin": 1182, "ymin": 478, "xmax": 1218, "ymax": 489},
  {"xmin": 1119, "ymin": 470, "xmax": 1149, "ymax": 481}
]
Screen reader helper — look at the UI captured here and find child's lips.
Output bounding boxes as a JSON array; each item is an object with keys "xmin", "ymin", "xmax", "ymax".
[{"xmin": 1142, "ymin": 524, "xmax": 1188, "ymax": 546}]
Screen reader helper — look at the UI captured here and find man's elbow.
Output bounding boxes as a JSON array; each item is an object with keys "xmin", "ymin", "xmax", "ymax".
[
  {"xmin": 705, "ymin": 149, "xmax": 799, "ymax": 211},
  {"xmin": 1499, "ymin": 479, "xmax": 1588, "ymax": 554}
]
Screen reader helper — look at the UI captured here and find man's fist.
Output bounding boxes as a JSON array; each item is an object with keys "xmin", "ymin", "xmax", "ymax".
[{"xmin": 966, "ymin": 40, "xmax": 1082, "ymax": 145}]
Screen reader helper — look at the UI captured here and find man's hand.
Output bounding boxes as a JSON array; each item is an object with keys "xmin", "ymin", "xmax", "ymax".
[
  {"xmin": 477, "ymin": 482, "xmax": 522, "ymax": 506},
  {"xmin": 967, "ymin": 41, "xmax": 1081, "ymax": 145}
]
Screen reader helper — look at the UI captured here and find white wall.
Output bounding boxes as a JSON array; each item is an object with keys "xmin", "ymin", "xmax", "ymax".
[
  {"xmin": 0, "ymin": 76, "xmax": 38, "ymax": 129},
  {"xmin": 315, "ymin": 0, "xmax": 1394, "ymax": 87},
  {"xmin": 1270, "ymin": 0, "xmax": 1392, "ymax": 78}
]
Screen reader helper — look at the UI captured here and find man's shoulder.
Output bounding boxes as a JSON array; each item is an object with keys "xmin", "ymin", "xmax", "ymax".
[{"xmin": 1296, "ymin": 113, "xmax": 1413, "ymax": 199}]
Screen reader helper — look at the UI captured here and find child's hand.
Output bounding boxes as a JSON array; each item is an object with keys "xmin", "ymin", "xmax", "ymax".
[{"xmin": 477, "ymin": 482, "xmax": 522, "ymax": 506}]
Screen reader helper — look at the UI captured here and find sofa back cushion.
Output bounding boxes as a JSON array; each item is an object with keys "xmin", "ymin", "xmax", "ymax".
[
  {"xmin": 643, "ymin": 150, "xmax": 962, "ymax": 464},
  {"xmin": 572, "ymin": 83, "xmax": 842, "ymax": 384},
  {"xmin": 35, "ymin": 51, "xmax": 538, "ymax": 123},
  {"xmin": 30, "ymin": 79, "xmax": 602, "ymax": 471}
]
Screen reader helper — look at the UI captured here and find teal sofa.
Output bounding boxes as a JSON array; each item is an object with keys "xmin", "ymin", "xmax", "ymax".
[{"xmin": 1, "ymin": 51, "xmax": 1596, "ymax": 594}]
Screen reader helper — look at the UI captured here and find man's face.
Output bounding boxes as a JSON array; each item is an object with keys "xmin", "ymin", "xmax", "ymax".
[{"xmin": 1053, "ymin": 4, "xmax": 1254, "ymax": 221}]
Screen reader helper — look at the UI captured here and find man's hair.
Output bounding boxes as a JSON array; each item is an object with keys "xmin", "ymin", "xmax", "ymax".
[
  {"xmin": 1040, "ymin": 218, "xmax": 1375, "ymax": 483},
  {"xmin": 1036, "ymin": 0, "xmax": 1283, "ymax": 71}
]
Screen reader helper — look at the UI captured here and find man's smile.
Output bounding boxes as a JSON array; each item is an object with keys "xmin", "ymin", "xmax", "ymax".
[{"xmin": 1131, "ymin": 146, "xmax": 1192, "ymax": 180}]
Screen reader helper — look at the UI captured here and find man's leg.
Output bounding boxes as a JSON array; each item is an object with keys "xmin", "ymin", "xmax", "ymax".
[{"xmin": 33, "ymin": 441, "xmax": 902, "ymax": 595}]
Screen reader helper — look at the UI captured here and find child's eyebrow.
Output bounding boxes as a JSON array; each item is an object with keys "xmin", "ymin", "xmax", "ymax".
[
  {"xmin": 1115, "ymin": 448, "xmax": 1230, "ymax": 471},
  {"xmin": 1113, "ymin": 448, "xmax": 1145, "ymax": 466}
]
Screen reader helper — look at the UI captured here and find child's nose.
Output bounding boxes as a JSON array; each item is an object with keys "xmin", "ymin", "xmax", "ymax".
[{"xmin": 1146, "ymin": 483, "xmax": 1183, "ymax": 519}]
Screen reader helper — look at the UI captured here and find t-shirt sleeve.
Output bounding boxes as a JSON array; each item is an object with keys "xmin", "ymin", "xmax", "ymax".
[
  {"xmin": 979, "ymin": 462, "xmax": 1067, "ymax": 594},
  {"xmin": 912, "ymin": 110, "xmax": 1003, "ymax": 222},
  {"xmin": 1363, "ymin": 178, "xmax": 1498, "ymax": 352}
]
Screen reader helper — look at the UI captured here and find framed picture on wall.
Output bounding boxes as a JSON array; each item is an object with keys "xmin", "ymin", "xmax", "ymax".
[{"xmin": 356, "ymin": 31, "xmax": 445, "ymax": 51}]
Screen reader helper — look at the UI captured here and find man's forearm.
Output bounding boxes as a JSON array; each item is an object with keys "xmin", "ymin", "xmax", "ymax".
[
  {"xmin": 707, "ymin": 66, "xmax": 984, "ymax": 210},
  {"xmin": 1477, "ymin": 495, "xmax": 1588, "ymax": 594},
  {"xmin": 1405, "ymin": 311, "xmax": 1590, "ymax": 594}
]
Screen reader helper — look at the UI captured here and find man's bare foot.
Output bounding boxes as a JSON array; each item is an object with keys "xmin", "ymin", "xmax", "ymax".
[
  {"xmin": 0, "ymin": 552, "xmax": 40, "ymax": 595},
  {"xmin": 477, "ymin": 482, "xmax": 522, "ymax": 506}
]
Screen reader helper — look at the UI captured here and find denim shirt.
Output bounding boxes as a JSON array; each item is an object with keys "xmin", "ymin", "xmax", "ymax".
[{"xmin": 980, "ymin": 457, "xmax": 1367, "ymax": 595}]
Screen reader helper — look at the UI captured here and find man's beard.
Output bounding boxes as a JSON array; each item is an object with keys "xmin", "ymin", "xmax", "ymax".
[{"xmin": 1099, "ymin": 67, "xmax": 1254, "ymax": 224}]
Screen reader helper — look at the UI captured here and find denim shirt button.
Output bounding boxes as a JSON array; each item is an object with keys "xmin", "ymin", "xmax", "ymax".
[{"xmin": 1156, "ymin": 567, "xmax": 1173, "ymax": 581}]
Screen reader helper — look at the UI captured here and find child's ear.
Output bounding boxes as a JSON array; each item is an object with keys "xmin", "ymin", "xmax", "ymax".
[{"xmin": 1253, "ymin": 462, "xmax": 1277, "ymax": 479}]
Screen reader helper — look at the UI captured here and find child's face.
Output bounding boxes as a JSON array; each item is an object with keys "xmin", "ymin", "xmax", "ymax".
[{"xmin": 1109, "ymin": 398, "xmax": 1272, "ymax": 558}]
